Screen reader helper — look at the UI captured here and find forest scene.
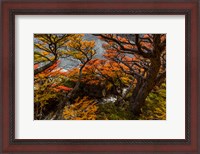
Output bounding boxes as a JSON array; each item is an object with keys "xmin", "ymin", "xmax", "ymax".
[{"xmin": 34, "ymin": 34, "xmax": 166, "ymax": 120}]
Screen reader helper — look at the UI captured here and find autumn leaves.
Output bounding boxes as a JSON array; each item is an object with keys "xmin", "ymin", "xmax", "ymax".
[{"xmin": 34, "ymin": 34, "xmax": 166, "ymax": 120}]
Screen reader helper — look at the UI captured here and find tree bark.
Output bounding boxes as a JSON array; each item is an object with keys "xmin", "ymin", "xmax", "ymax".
[
  {"xmin": 130, "ymin": 57, "xmax": 161, "ymax": 116},
  {"xmin": 129, "ymin": 34, "xmax": 164, "ymax": 116},
  {"xmin": 155, "ymin": 71, "xmax": 166, "ymax": 87}
]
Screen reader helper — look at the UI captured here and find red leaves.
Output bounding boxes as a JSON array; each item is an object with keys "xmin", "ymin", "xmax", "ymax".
[
  {"xmin": 54, "ymin": 85, "xmax": 72, "ymax": 92},
  {"xmin": 35, "ymin": 60, "xmax": 62, "ymax": 78},
  {"xmin": 52, "ymin": 83, "xmax": 73, "ymax": 92},
  {"xmin": 43, "ymin": 60, "xmax": 61, "ymax": 74},
  {"xmin": 57, "ymin": 86, "xmax": 72, "ymax": 91},
  {"xmin": 140, "ymin": 42, "xmax": 153, "ymax": 50},
  {"xmin": 34, "ymin": 64, "xmax": 39, "ymax": 69}
]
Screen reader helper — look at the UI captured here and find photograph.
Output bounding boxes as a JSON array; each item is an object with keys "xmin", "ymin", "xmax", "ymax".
[
  {"xmin": 2, "ymin": 0, "xmax": 199, "ymax": 153},
  {"xmin": 34, "ymin": 34, "xmax": 166, "ymax": 120}
]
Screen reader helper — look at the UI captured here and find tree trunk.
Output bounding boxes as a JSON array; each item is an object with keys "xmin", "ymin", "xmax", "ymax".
[
  {"xmin": 49, "ymin": 66, "xmax": 84, "ymax": 120},
  {"xmin": 34, "ymin": 59, "xmax": 57, "ymax": 75},
  {"xmin": 155, "ymin": 71, "xmax": 166, "ymax": 87},
  {"xmin": 130, "ymin": 57, "xmax": 161, "ymax": 116}
]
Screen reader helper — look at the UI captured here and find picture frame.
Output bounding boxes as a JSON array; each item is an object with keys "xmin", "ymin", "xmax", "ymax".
[{"xmin": 1, "ymin": 0, "xmax": 199, "ymax": 153}]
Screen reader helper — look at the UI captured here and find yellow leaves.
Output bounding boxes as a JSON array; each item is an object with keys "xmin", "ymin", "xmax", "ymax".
[
  {"xmin": 66, "ymin": 35, "xmax": 83, "ymax": 48},
  {"xmin": 66, "ymin": 50, "xmax": 85, "ymax": 60},
  {"xmin": 120, "ymin": 76, "xmax": 131, "ymax": 85},
  {"xmin": 139, "ymin": 85, "xmax": 166, "ymax": 120},
  {"xmin": 75, "ymin": 53, "xmax": 85, "ymax": 60},
  {"xmin": 89, "ymin": 50, "xmax": 96, "ymax": 56},
  {"xmin": 34, "ymin": 43, "xmax": 43, "ymax": 48},
  {"xmin": 34, "ymin": 34, "xmax": 71, "ymax": 67},
  {"xmin": 34, "ymin": 76, "xmax": 58, "ymax": 108},
  {"xmin": 37, "ymin": 73, "xmax": 46, "ymax": 79},
  {"xmin": 63, "ymin": 97, "xmax": 98, "ymax": 120},
  {"xmin": 67, "ymin": 34, "xmax": 83, "ymax": 41},
  {"xmin": 80, "ymin": 40, "xmax": 95, "ymax": 50},
  {"xmin": 105, "ymin": 83, "xmax": 113, "ymax": 91},
  {"xmin": 41, "ymin": 51, "xmax": 50, "ymax": 56},
  {"xmin": 67, "ymin": 42, "xmax": 79, "ymax": 48},
  {"xmin": 66, "ymin": 35, "xmax": 96, "ymax": 62},
  {"xmin": 34, "ymin": 60, "xmax": 70, "ymax": 109}
]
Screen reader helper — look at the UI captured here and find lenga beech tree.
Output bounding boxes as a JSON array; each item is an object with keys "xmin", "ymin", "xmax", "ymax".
[
  {"xmin": 34, "ymin": 34, "xmax": 72, "ymax": 75},
  {"xmin": 65, "ymin": 34, "xmax": 96, "ymax": 99},
  {"xmin": 35, "ymin": 34, "xmax": 97, "ymax": 120},
  {"xmin": 95, "ymin": 34, "xmax": 166, "ymax": 115},
  {"xmin": 53, "ymin": 35, "xmax": 97, "ymax": 119}
]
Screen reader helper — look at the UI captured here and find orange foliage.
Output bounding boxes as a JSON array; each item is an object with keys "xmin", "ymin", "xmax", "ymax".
[
  {"xmin": 140, "ymin": 42, "xmax": 153, "ymax": 50},
  {"xmin": 34, "ymin": 59, "xmax": 72, "ymax": 94},
  {"xmin": 65, "ymin": 58, "xmax": 132, "ymax": 87},
  {"xmin": 35, "ymin": 60, "xmax": 64, "ymax": 78},
  {"xmin": 123, "ymin": 44, "xmax": 134, "ymax": 49},
  {"xmin": 66, "ymin": 34, "xmax": 96, "ymax": 63},
  {"xmin": 43, "ymin": 60, "xmax": 61, "ymax": 74},
  {"xmin": 117, "ymin": 36, "xmax": 128, "ymax": 43},
  {"xmin": 54, "ymin": 86, "xmax": 72, "ymax": 92},
  {"xmin": 34, "ymin": 64, "xmax": 39, "ymax": 69},
  {"xmin": 103, "ymin": 49, "xmax": 118, "ymax": 59},
  {"xmin": 63, "ymin": 97, "xmax": 98, "ymax": 120},
  {"xmin": 65, "ymin": 68, "xmax": 79, "ymax": 82}
]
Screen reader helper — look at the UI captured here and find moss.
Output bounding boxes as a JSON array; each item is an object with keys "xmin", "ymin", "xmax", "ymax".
[
  {"xmin": 138, "ymin": 83, "xmax": 166, "ymax": 120},
  {"xmin": 96, "ymin": 102, "xmax": 133, "ymax": 120}
]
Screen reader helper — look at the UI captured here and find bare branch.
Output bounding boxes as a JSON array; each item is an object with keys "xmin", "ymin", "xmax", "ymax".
[{"xmin": 94, "ymin": 34, "xmax": 152, "ymax": 58}]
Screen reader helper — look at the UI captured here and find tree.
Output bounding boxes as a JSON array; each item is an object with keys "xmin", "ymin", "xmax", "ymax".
[
  {"xmin": 43, "ymin": 34, "xmax": 97, "ymax": 119},
  {"xmin": 83, "ymin": 59, "xmax": 133, "ymax": 100},
  {"xmin": 34, "ymin": 60, "xmax": 65, "ymax": 119},
  {"xmin": 65, "ymin": 34, "xmax": 96, "ymax": 99},
  {"xmin": 94, "ymin": 34, "xmax": 166, "ymax": 115},
  {"xmin": 34, "ymin": 34, "xmax": 71, "ymax": 75},
  {"xmin": 34, "ymin": 33, "xmax": 166, "ymax": 120}
]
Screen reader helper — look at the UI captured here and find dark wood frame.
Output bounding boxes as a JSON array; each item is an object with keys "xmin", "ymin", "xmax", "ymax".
[{"xmin": 0, "ymin": 0, "xmax": 199, "ymax": 153}]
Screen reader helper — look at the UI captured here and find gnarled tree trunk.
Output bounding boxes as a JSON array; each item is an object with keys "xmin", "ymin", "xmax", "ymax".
[
  {"xmin": 130, "ymin": 57, "xmax": 161, "ymax": 115},
  {"xmin": 130, "ymin": 34, "xmax": 163, "ymax": 116}
]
